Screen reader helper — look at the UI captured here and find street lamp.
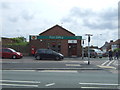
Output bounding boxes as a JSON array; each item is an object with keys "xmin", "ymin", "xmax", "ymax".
[
  {"xmin": 97, "ymin": 34, "xmax": 102, "ymax": 47},
  {"xmin": 85, "ymin": 34, "xmax": 93, "ymax": 65}
]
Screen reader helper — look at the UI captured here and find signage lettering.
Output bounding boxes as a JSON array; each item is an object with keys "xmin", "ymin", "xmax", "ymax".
[{"xmin": 30, "ymin": 36, "xmax": 82, "ymax": 40}]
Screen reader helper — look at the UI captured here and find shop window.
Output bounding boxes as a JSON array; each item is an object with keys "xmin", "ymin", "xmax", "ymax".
[{"xmin": 58, "ymin": 45, "xmax": 61, "ymax": 52}]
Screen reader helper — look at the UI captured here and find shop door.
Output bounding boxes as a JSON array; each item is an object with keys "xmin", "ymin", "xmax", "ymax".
[
  {"xmin": 71, "ymin": 45, "xmax": 77, "ymax": 56},
  {"xmin": 68, "ymin": 44, "xmax": 77, "ymax": 56}
]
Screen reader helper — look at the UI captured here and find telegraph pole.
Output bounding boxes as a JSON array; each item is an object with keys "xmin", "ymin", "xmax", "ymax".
[{"xmin": 85, "ymin": 34, "xmax": 93, "ymax": 65}]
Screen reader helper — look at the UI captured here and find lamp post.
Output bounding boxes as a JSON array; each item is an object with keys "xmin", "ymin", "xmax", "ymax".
[
  {"xmin": 97, "ymin": 34, "xmax": 102, "ymax": 47},
  {"xmin": 82, "ymin": 39, "xmax": 85, "ymax": 59},
  {"xmin": 85, "ymin": 34, "xmax": 93, "ymax": 65}
]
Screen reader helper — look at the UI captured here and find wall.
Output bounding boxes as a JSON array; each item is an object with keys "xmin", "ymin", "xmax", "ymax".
[{"xmin": 2, "ymin": 45, "xmax": 30, "ymax": 56}]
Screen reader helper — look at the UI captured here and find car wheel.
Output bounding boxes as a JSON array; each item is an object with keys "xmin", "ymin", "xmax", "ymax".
[
  {"xmin": 36, "ymin": 55, "xmax": 41, "ymax": 60},
  {"xmin": 55, "ymin": 56, "xmax": 60, "ymax": 60},
  {"xmin": 12, "ymin": 55, "xmax": 17, "ymax": 59}
]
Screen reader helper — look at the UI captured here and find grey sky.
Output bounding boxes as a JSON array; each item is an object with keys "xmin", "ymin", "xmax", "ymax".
[{"xmin": 0, "ymin": 0, "xmax": 119, "ymax": 47}]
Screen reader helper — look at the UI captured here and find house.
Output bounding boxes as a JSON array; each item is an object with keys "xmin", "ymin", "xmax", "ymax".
[{"xmin": 101, "ymin": 39, "xmax": 120, "ymax": 52}]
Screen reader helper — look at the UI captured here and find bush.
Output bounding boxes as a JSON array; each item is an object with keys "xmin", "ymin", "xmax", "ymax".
[{"xmin": 114, "ymin": 48, "xmax": 120, "ymax": 52}]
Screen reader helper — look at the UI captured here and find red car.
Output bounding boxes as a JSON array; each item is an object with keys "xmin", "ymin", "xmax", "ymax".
[{"xmin": 0, "ymin": 48, "xmax": 23, "ymax": 59}]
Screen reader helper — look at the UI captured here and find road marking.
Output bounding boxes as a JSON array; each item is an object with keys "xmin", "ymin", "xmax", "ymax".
[
  {"xmin": 2, "ymin": 70, "xmax": 36, "ymax": 72},
  {"xmin": 79, "ymin": 82, "xmax": 119, "ymax": 86},
  {"xmin": 39, "ymin": 70, "xmax": 77, "ymax": 73},
  {"xmin": 81, "ymin": 87, "xmax": 116, "ymax": 89},
  {"xmin": 106, "ymin": 60, "xmax": 115, "ymax": 66},
  {"xmin": 0, "ymin": 80, "xmax": 40, "ymax": 83},
  {"xmin": 97, "ymin": 65, "xmax": 116, "ymax": 69},
  {"xmin": 45, "ymin": 83, "xmax": 55, "ymax": 87},
  {"xmin": 0, "ymin": 83, "xmax": 38, "ymax": 87},
  {"xmin": 66, "ymin": 64, "xmax": 80, "ymax": 67},
  {"xmin": 113, "ymin": 60, "xmax": 118, "ymax": 66},
  {"xmin": 83, "ymin": 61, "xmax": 88, "ymax": 64},
  {"xmin": 101, "ymin": 60, "xmax": 109, "ymax": 66}
]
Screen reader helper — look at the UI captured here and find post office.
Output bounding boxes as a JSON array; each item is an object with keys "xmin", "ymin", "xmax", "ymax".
[{"xmin": 29, "ymin": 25, "xmax": 82, "ymax": 57}]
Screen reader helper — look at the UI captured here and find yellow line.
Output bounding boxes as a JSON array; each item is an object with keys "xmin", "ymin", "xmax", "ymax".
[{"xmin": 97, "ymin": 65, "xmax": 116, "ymax": 69}]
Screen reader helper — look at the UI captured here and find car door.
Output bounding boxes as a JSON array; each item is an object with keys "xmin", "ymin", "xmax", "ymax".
[
  {"xmin": 45, "ymin": 50, "xmax": 55, "ymax": 59},
  {"xmin": 2, "ymin": 49, "xmax": 12, "ymax": 58},
  {"xmin": 40, "ymin": 50, "xmax": 46, "ymax": 59}
]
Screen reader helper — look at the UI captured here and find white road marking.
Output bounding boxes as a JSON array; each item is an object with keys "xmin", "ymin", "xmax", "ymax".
[
  {"xmin": 2, "ymin": 70, "xmax": 36, "ymax": 72},
  {"xmin": 113, "ymin": 60, "xmax": 118, "ymax": 66},
  {"xmin": 0, "ymin": 80, "xmax": 40, "ymax": 83},
  {"xmin": 81, "ymin": 87, "xmax": 115, "ymax": 89},
  {"xmin": 106, "ymin": 60, "xmax": 115, "ymax": 66},
  {"xmin": 101, "ymin": 60, "xmax": 109, "ymax": 66},
  {"xmin": 0, "ymin": 83, "xmax": 38, "ymax": 87},
  {"xmin": 83, "ymin": 61, "xmax": 88, "ymax": 63},
  {"xmin": 66, "ymin": 64, "xmax": 80, "ymax": 67},
  {"xmin": 45, "ymin": 83, "xmax": 55, "ymax": 87},
  {"xmin": 79, "ymin": 82, "xmax": 119, "ymax": 86},
  {"xmin": 39, "ymin": 70, "xmax": 77, "ymax": 73}
]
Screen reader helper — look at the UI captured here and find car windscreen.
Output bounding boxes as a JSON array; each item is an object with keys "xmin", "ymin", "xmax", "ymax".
[{"xmin": 8, "ymin": 48, "xmax": 16, "ymax": 52}]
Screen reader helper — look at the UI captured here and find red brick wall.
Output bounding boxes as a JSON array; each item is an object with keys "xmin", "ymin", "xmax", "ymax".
[
  {"xmin": 61, "ymin": 40, "xmax": 68, "ymax": 57},
  {"xmin": 30, "ymin": 25, "xmax": 82, "ymax": 57},
  {"xmin": 77, "ymin": 40, "xmax": 82, "ymax": 57},
  {"xmin": 2, "ymin": 38, "xmax": 16, "ymax": 45},
  {"xmin": 40, "ymin": 25, "xmax": 75, "ymax": 36}
]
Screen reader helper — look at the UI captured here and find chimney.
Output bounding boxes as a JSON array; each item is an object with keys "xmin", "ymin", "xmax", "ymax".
[{"xmin": 110, "ymin": 40, "xmax": 113, "ymax": 43}]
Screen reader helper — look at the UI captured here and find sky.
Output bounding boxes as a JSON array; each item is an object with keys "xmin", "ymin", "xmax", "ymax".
[{"xmin": 0, "ymin": 0, "xmax": 119, "ymax": 47}]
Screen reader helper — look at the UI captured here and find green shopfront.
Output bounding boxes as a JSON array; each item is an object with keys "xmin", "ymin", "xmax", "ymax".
[{"xmin": 29, "ymin": 25, "xmax": 82, "ymax": 57}]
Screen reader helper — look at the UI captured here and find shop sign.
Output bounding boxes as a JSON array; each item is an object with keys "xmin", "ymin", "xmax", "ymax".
[
  {"xmin": 30, "ymin": 35, "xmax": 82, "ymax": 40},
  {"xmin": 68, "ymin": 40, "xmax": 77, "ymax": 43},
  {"xmin": 31, "ymin": 36, "xmax": 37, "ymax": 40}
]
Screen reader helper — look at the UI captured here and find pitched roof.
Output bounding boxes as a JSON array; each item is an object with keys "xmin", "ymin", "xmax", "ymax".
[
  {"xmin": 109, "ymin": 39, "xmax": 120, "ymax": 45},
  {"xmin": 101, "ymin": 39, "xmax": 120, "ymax": 49},
  {"xmin": 39, "ymin": 25, "xmax": 75, "ymax": 36}
]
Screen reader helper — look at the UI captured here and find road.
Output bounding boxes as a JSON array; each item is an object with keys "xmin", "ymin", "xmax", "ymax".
[
  {"xmin": 0, "ymin": 56, "xmax": 119, "ymax": 89},
  {"xmin": 1, "ymin": 57, "xmax": 118, "ymax": 70},
  {"xmin": 2, "ymin": 69, "xmax": 118, "ymax": 89}
]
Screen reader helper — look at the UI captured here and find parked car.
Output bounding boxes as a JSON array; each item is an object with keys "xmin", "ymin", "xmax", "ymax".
[
  {"xmin": 93, "ymin": 49, "xmax": 103, "ymax": 58},
  {"xmin": 84, "ymin": 49, "xmax": 97, "ymax": 58},
  {"xmin": 102, "ymin": 51, "xmax": 109, "ymax": 57},
  {"xmin": 35, "ymin": 49, "xmax": 64, "ymax": 60},
  {"xmin": 0, "ymin": 48, "xmax": 23, "ymax": 59}
]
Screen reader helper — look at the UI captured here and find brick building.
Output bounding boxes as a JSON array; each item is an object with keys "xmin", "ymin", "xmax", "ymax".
[{"xmin": 29, "ymin": 25, "xmax": 82, "ymax": 57}]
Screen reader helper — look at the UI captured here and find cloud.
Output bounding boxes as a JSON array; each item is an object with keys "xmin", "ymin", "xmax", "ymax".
[
  {"xmin": 21, "ymin": 10, "xmax": 34, "ymax": 21},
  {"xmin": 8, "ymin": 17, "xmax": 18, "ymax": 22},
  {"xmin": 61, "ymin": 7, "xmax": 117, "ymax": 30},
  {"xmin": 1, "ymin": 2, "xmax": 11, "ymax": 9}
]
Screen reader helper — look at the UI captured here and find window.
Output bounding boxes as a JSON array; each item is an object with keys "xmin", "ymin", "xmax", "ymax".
[
  {"xmin": 46, "ymin": 50, "xmax": 53, "ymax": 54},
  {"xmin": 3, "ymin": 49, "xmax": 12, "ymax": 53},
  {"xmin": 38, "ymin": 49, "xmax": 45, "ymax": 53}
]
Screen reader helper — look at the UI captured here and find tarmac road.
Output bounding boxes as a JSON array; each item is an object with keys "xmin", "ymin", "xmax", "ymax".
[
  {"xmin": 1, "ymin": 56, "xmax": 119, "ymax": 89},
  {"xmin": 1, "ymin": 56, "xmax": 118, "ymax": 70},
  {"xmin": 1, "ymin": 69, "xmax": 118, "ymax": 88}
]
